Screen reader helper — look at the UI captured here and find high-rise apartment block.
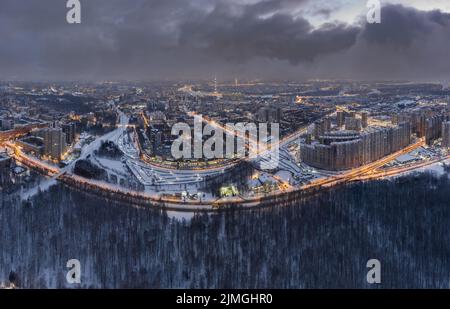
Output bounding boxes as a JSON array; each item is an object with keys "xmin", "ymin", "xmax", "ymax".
[
  {"xmin": 62, "ymin": 123, "xmax": 77, "ymax": 145},
  {"xmin": 313, "ymin": 118, "xmax": 331, "ymax": 140},
  {"xmin": 35, "ymin": 128, "xmax": 67, "ymax": 161},
  {"xmin": 361, "ymin": 112, "xmax": 368, "ymax": 128},
  {"xmin": 442, "ymin": 121, "xmax": 450, "ymax": 148},
  {"xmin": 345, "ymin": 117, "xmax": 362, "ymax": 131},
  {"xmin": 300, "ymin": 123, "xmax": 411, "ymax": 171}
]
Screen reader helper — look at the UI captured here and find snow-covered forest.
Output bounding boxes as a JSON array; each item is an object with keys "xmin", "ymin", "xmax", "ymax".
[{"xmin": 1, "ymin": 171, "xmax": 450, "ymax": 288}]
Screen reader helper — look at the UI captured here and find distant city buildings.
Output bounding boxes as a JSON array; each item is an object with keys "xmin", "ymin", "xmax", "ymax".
[
  {"xmin": 256, "ymin": 107, "xmax": 281, "ymax": 123},
  {"xmin": 2, "ymin": 80, "xmax": 450, "ymax": 193},
  {"xmin": 0, "ymin": 117, "xmax": 14, "ymax": 130}
]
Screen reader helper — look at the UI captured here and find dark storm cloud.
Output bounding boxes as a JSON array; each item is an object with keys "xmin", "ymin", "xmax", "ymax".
[
  {"xmin": 178, "ymin": 3, "xmax": 359, "ymax": 64},
  {"xmin": 331, "ymin": 5, "xmax": 450, "ymax": 81},
  {"xmin": 361, "ymin": 4, "xmax": 444, "ymax": 47},
  {"xmin": 0, "ymin": 1, "xmax": 449, "ymax": 81}
]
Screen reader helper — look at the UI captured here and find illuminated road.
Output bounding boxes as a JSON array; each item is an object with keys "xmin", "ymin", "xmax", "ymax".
[
  {"xmin": 186, "ymin": 111, "xmax": 309, "ymax": 168},
  {"xmin": 353, "ymin": 154, "xmax": 450, "ymax": 181},
  {"xmin": 299, "ymin": 139, "xmax": 425, "ymax": 190},
  {"xmin": 3, "ymin": 133, "xmax": 437, "ymax": 211},
  {"xmin": 0, "ymin": 110, "xmax": 439, "ymax": 211},
  {"xmin": 189, "ymin": 109, "xmax": 334, "ymax": 159},
  {"xmin": 136, "ymin": 109, "xmax": 328, "ymax": 173},
  {"xmin": 0, "ymin": 124, "xmax": 46, "ymax": 143}
]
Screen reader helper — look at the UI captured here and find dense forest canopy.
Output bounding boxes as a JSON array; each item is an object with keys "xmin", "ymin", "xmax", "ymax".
[{"xmin": 1, "ymin": 172, "xmax": 449, "ymax": 288}]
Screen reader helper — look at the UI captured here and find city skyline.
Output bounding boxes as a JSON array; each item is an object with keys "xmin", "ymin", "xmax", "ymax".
[{"xmin": 2, "ymin": 0, "xmax": 450, "ymax": 296}]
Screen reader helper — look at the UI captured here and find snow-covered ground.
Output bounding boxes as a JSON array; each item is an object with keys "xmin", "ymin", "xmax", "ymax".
[
  {"xmin": 126, "ymin": 159, "xmax": 225, "ymax": 187},
  {"xmin": 94, "ymin": 157, "xmax": 128, "ymax": 176},
  {"xmin": 117, "ymin": 128, "xmax": 140, "ymax": 160},
  {"xmin": 166, "ymin": 211, "xmax": 196, "ymax": 221},
  {"xmin": 77, "ymin": 111, "xmax": 129, "ymax": 163},
  {"xmin": 410, "ymin": 158, "xmax": 450, "ymax": 177},
  {"xmin": 63, "ymin": 110, "xmax": 329, "ymax": 200},
  {"xmin": 19, "ymin": 178, "xmax": 57, "ymax": 201},
  {"xmin": 75, "ymin": 110, "xmax": 227, "ymax": 191}
]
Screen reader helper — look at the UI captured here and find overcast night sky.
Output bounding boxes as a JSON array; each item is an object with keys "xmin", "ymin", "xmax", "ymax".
[{"xmin": 0, "ymin": 0, "xmax": 449, "ymax": 81}]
